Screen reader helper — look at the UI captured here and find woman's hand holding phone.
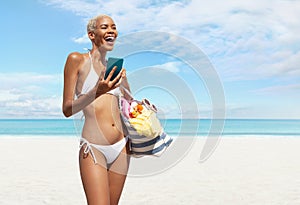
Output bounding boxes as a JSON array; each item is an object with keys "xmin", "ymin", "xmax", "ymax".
[
  {"xmin": 93, "ymin": 67, "xmax": 125, "ymax": 98},
  {"xmin": 90, "ymin": 57, "xmax": 125, "ymax": 98}
]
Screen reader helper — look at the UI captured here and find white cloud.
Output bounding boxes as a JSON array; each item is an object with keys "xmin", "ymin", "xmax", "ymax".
[
  {"xmin": 252, "ymin": 83, "xmax": 300, "ymax": 96},
  {"xmin": 72, "ymin": 34, "xmax": 89, "ymax": 44},
  {"xmin": 42, "ymin": 0, "xmax": 300, "ymax": 81},
  {"xmin": 41, "ymin": 0, "xmax": 300, "ymax": 119},
  {"xmin": 41, "ymin": 0, "xmax": 97, "ymax": 16},
  {"xmin": 0, "ymin": 72, "xmax": 63, "ymax": 118},
  {"xmin": 0, "ymin": 72, "xmax": 60, "ymax": 89},
  {"xmin": 225, "ymin": 102, "xmax": 300, "ymax": 119},
  {"xmin": 3, "ymin": 96, "xmax": 63, "ymax": 118},
  {"xmin": 150, "ymin": 61, "xmax": 181, "ymax": 73}
]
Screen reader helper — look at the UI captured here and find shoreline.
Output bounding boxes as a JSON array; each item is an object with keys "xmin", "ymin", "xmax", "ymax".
[
  {"xmin": 1, "ymin": 134, "xmax": 300, "ymax": 138},
  {"xmin": 0, "ymin": 136, "xmax": 299, "ymax": 204}
]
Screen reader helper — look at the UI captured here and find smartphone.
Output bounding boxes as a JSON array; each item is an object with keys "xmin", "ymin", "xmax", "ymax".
[{"xmin": 105, "ymin": 57, "xmax": 124, "ymax": 81}]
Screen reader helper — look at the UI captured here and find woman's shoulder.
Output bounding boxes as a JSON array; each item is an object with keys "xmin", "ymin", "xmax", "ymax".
[
  {"xmin": 67, "ymin": 51, "xmax": 86, "ymax": 63},
  {"xmin": 64, "ymin": 52, "xmax": 89, "ymax": 73}
]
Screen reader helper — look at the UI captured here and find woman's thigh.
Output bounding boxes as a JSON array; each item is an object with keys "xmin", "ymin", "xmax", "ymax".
[
  {"xmin": 108, "ymin": 144, "xmax": 131, "ymax": 205},
  {"xmin": 79, "ymin": 148, "xmax": 110, "ymax": 205}
]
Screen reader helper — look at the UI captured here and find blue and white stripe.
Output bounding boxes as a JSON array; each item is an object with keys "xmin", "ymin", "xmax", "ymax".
[{"xmin": 130, "ymin": 131, "xmax": 173, "ymax": 157}]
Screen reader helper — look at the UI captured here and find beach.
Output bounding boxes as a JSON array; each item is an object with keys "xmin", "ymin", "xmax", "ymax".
[{"xmin": 1, "ymin": 136, "xmax": 300, "ymax": 204}]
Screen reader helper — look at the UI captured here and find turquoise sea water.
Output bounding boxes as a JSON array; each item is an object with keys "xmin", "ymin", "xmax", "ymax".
[{"xmin": 1, "ymin": 119, "xmax": 300, "ymax": 137}]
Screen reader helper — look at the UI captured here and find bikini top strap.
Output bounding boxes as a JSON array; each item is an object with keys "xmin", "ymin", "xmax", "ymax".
[
  {"xmin": 88, "ymin": 51, "xmax": 95, "ymax": 71},
  {"xmin": 88, "ymin": 51, "xmax": 92, "ymax": 61}
]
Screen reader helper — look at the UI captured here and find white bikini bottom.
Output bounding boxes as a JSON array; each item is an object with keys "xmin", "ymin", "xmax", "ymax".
[{"xmin": 79, "ymin": 136, "xmax": 128, "ymax": 165}]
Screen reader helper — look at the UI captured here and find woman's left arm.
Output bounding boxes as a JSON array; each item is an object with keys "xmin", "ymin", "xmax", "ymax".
[{"xmin": 120, "ymin": 69, "xmax": 132, "ymax": 100}]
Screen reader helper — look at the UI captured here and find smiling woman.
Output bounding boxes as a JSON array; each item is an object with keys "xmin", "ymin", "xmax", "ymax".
[{"xmin": 62, "ymin": 14, "xmax": 131, "ymax": 205}]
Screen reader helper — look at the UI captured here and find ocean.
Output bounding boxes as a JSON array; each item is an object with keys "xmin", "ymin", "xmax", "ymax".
[{"xmin": 1, "ymin": 119, "xmax": 300, "ymax": 137}]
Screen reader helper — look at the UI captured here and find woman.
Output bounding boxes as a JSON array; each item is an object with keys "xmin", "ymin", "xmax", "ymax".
[{"xmin": 62, "ymin": 14, "xmax": 131, "ymax": 205}]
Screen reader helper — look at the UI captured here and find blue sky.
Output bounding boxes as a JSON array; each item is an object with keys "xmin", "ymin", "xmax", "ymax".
[{"xmin": 1, "ymin": 0, "xmax": 300, "ymax": 119}]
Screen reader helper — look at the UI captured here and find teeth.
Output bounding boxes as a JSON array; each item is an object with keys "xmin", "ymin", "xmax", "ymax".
[{"xmin": 105, "ymin": 36, "xmax": 115, "ymax": 42}]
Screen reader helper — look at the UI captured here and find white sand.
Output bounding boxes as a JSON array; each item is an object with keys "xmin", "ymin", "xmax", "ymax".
[{"xmin": 0, "ymin": 136, "xmax": 300, "ymax": 205}]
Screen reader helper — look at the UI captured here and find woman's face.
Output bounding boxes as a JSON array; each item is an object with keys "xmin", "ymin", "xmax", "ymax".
[{"xmin": 92, "ymin": 16, "xmax": 118, "ymax": 51}]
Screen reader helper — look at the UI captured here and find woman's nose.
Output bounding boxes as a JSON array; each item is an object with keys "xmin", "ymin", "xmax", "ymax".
[{"xmin": 107, "ymin": 27, "xmax": 114, "ymax": 33}]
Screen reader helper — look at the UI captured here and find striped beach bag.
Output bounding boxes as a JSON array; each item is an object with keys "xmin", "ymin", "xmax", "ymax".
[{"xmin": 119, "ymin": 87, "xmax": 173, "ymax": 157}]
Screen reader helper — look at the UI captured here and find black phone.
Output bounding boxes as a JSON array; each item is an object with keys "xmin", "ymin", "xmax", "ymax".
[{"xmin": 105, "ymin": 57, "xmax": 124, "ymax": 81}]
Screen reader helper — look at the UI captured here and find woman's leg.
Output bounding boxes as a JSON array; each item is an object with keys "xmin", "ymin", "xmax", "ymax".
[
  {"xmin": 79, "ymin": 147, "xmax": 110, "ymax": 205},
  {"xmin": 108, "ymin": 143, "xmax": 130, "ymax": 205}
]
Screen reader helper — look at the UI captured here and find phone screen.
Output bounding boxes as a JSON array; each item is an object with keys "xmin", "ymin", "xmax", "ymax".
[{"xmin": 105, "ymin": 57, "xmax": 124, "ymax": 81}]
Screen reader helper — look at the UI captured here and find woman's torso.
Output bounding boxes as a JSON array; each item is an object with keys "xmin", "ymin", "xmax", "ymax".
[{"xmin": 76, "ymin": 52, "xmax": 124, "ymax": 145}]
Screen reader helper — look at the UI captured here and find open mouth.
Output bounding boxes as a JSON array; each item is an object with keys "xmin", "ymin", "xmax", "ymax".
[{"xmin": 104, "ymin": 36, "xmax": 115, "ymax": 42}]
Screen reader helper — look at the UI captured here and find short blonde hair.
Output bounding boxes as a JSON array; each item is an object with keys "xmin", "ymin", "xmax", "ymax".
[{"xmin": 87, "ymin": 14, "xmax": 111, "ymax": 33}]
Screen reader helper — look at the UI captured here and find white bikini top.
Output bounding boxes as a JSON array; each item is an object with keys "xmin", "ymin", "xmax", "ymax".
[{"xmin": 77, "ymin": 52, "xmax": 120, "ymax": 97}]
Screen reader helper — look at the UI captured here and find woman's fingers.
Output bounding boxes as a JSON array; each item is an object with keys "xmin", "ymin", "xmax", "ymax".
[
  {"xmin": 95, "ymin": 67, "xmax": 125, "ymax": 95},
  {"xmin": 112, "ymin": 69, "xmax": 126, "ymax": 88},
  {"xmin": 111, "ymin": 68, "xmax": 124, "ymax": 84},
  {"xmin": 105, "ymin": 66, "xmax": 117, "ymax": 82}
]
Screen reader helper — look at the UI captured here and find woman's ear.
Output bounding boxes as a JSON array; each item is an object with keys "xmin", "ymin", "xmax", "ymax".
[{"xmin": 88, "ymin": 31, "xmax": 95, "ymax": 40}]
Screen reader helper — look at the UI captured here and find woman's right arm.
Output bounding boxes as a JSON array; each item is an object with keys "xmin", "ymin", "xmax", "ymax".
[
  {"xmin": 62, "ymin": 52, "xmax": 97, "ymax": 117},
  {"xmin": 62, "ymin": 53, "xmax": 123, "ymax": 117}
]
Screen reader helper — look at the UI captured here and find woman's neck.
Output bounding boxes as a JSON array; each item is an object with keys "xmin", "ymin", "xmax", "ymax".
[{"xmin": 90, "ymin": 48, "xmax": 107, "ymax": 65}]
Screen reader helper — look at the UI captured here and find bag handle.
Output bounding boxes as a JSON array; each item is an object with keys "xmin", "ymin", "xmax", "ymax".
[
  {"xmin": 120, "ymin": 85, "xmax": 134, "ymax": 100},
  {"xmin": 119, "ymin": 85, "xmax": 158, "ymax": 112}
]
